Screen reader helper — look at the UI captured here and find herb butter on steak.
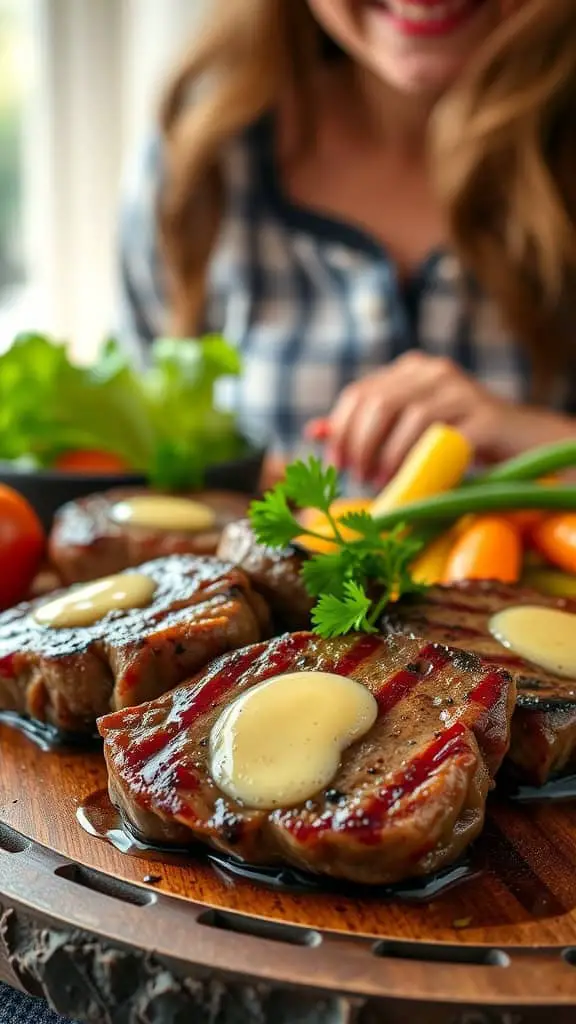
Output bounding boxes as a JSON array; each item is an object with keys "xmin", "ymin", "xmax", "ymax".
[
  {"xmin": 50, "ymin": 489, "xmax": 251, "ymax": 585},
  {"xmin": 99, "ymin": 630, "xmax": 514, "ymax": 885},
  {"xmin": 384, "ymin": 580, "xmax": 576, "ymax": 785},
  {"xmin": 0, "ymin": 555, "xmax": 269, "ymax": 733}
]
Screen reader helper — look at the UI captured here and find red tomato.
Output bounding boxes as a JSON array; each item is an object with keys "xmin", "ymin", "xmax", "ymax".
[
  {"xmin": 0, "ymin": 485, "xmax": 45, "ymax": 608},
  {"xmin": 442, "ymin": 516, "xmax": 522, "ymax": 585},
  {"xmin": 54, "ymin": 450, "xmax": 129, "ymax": 474}
]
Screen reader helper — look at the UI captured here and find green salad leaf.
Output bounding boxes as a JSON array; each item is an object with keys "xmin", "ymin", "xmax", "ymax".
[
  {"xmin": 0, "ymin": 332, "xmax": 246, "ymax": 487},
  {"xmin": 143, "ymin": 337, "xmax": 245, "ymax": 488}
]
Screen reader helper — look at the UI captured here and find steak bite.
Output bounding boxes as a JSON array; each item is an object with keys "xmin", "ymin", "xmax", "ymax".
[
  {"xmin": 0, "ymin": 555, "xmax": 269, "ymax": 733},
  {"xmin": 382, "ymin": 581, "xmax": 576, "ymax": 784},
  {"xmin": 217, "ymin": 519, "xmax": 313, "ymax": 630},
  {"xmin": 50, "ymin": 489, "xmax": 251, "ymax": 585},
  {"xmin": 99, "ymin": 631, "xmax": 515, "ymax": 885}
]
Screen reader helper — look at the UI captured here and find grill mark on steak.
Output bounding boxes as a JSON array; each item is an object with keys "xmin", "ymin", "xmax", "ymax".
[
  {"xmin": 296, "ymin": 667, "xmax": 511, "ymax": 847},
  {"xmin": 212, "ymin": 527, "xmax": 576, "ymax": 786},
  {"xmin": 108, "ymin": 634, "xmax": 316, "ymax": 798},
  {"xmin": 371, "ymin": 644, "xmax": 449, "ymax": 713},
  {"xmin": 0, "ymin": 555, "xmax": 269, "ymax": 733},
  {"xmin": 385, "ymin": 580, "xmax": 576, "ymax": 785},
  {"xmin": 277, "ymin": 722, "xmax": 473, "ymax": 844},
  {"xmin": 99, "ymin": 631, "xmax": 514, "ymax": 885},
  {"xmin": 331, "ymin": 634, "xmax": 382, "ymax": 676},
  {"xmin": 384, "ymin": 580, "xmax": 576, "ymax": 707},
  {"xmin": 50, "ymin": 489, "xmax": 251, "ymax": 585}
]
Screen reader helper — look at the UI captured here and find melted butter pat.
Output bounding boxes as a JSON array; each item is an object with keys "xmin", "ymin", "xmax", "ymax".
[
  {"xmin": 209, "ymin": 671, "xmax": 378, "ymax": 810},
  {"xmin": 490, "ymin": 605, "xmax": 576, "ymax": 679},
  {"xmin": 110, "ymin": 495, "xmax": 216, "ymax": 533},
  {"xmin": 34, "ymin": 573, "xmax": 156, "ymax": 629}
]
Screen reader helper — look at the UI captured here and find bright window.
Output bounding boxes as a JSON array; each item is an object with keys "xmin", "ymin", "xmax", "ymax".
[
  {"xmin": 0, "ymin": 0, "xmax": 27, "ymax": 296},
  {"xmin": 0, "ymin": 0, "xmax": 208, "ymax": 358},
  {"xmin": 0, "ymin": 0, "xmax": 35, "ymax": 344}
]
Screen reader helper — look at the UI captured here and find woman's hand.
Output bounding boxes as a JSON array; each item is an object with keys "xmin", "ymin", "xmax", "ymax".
[{"xmin": 306, "ymin": 352, "xmax": 576, "ymax": 485}]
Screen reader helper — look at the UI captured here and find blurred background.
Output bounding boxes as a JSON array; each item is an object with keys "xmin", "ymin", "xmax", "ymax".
[{"xmin": 0, "ymin": 0, "xmax": 208, "ymax": 360}]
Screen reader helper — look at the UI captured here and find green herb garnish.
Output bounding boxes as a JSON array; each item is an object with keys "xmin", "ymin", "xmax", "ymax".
[{"xmin": 250, "ymin": 457, "xmax": 425, "ymax": 639}]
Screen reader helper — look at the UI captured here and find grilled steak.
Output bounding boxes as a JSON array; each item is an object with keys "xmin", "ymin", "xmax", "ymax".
[
  {"xmin": 0, "ymin": 555, "xmax": 269, "ymax": 733},
  {"xmin": 50, "ymin": 489, "xmax": 251, "ymax": 585},
  {"xmin": 217, "ymin": 519, "xmax": 313, "ymax": 630},
  {"xmin": 99, "ymin": 631, "xmax": 514, "ymax": 885},
  {"xmin": 383, "ymin": 581, "xmax": 576, "ymax": 784}
]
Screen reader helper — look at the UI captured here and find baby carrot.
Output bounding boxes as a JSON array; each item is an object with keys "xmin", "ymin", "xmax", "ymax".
[
  {"xmin": 442, "ymin": 516, "xmax": 522, "ymax": 585},
  {"xmin": 411, "ymin": 530, "xmax": 456, "ymax": 585},
  {"xmin": 531, "ymin": 514, "xmax": 576, "ymax": 574}
]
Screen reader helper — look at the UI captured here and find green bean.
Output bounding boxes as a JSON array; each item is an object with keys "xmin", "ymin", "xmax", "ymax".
[
  {"xmin": 479, "ymin": 440, "xmax": 576, "ymax": 483},
  {"xmin": 372, "ymin": 482, "xmax": 576, "ymax": 531}
]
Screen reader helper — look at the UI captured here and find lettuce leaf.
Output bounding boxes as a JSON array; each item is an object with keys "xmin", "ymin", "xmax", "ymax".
[
  {"xmin": 0, "ymin": 332, "xmax": 245, "ymax": 487},
  {"xmin": 143, "ymin": 336, "xmax": 245, "ymax": 488},
  {"xmin": 0, "ymin": 333, "xmax": 154, "ymax": 469}
]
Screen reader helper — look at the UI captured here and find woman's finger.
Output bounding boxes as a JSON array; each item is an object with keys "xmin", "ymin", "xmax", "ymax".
[
  {"xmin": 373, "ymin": 402, "xmax": 439, "ymax": 485},
  {"xmin": 313, "ymin": 355, "xmax": 465, "ymax": 474},
  {"xmin": 371, "ymin": 379, "xmax": 486, "ymax": 485},
  {"xmin": 334, "ymin": 363, "xmax": 442, "ymax": 477},
  {"xmin": 380, "ymin": 382, "xmax": 482, "ymax": 475},
  {"xmin": 346, "ymin": 364, "xmax": 457, "ymax": 480},
  {"xmin": 324, "ymin": 386, "xmax": 365, "ymax": 469},
  {"xmin": 346, "ymin": 392, "xmax": 401, "ymax": 482}
]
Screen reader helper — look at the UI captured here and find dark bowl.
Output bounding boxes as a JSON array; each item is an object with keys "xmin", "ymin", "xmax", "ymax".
[{"xmin": 0, "ymin": 446, "xmax": 266, "ymax": 532}]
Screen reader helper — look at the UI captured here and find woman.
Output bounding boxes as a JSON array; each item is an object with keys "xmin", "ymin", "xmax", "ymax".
[{"xmin": 119, "ymin": 0, "xmax": 576, "ymax": 489}]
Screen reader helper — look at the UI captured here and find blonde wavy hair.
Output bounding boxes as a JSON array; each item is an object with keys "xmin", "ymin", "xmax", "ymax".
[{"xmin": 160, "ymin": 0, "xmax": 576, "ymax": 390}]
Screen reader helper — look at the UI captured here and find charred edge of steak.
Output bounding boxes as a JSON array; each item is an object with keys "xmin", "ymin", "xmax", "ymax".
[
  {"xmin": 0, "ymin": 554, "xmax": 269, "ymax": 732},
  {"xmin": 506, "ymin": 701, "xmax": 576, "ymax": 785},
  {"xmin": 49, "ymin": 489, "xmax": 252, "ymax": 585},
  {"xmin": 216, "ymin": 519, "xmax": 314, "ymax": 631}
]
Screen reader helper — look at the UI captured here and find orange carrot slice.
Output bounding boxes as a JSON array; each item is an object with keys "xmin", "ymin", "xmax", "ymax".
[
  {"xmin": 531, "ymin": 514, "xmax": 576, "ymax": 574},
  {"xmin": 443, "ymin": 516, "xmax": 522, "ymax": 584}
]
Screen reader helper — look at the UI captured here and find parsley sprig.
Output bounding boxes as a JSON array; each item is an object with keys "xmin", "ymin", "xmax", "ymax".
[{"xmin": 249, "ymin": 457, "xmax": 425, "ymax": 639}]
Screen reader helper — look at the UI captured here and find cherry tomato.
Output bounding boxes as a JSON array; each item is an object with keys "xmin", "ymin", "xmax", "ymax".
[
  {"xmin": 54, "ymin": 450, "xmax": 129, "ymax": 474},
  {"xmin": 0, "ymin": 485, "xmax": 45, "ymax": 608}
]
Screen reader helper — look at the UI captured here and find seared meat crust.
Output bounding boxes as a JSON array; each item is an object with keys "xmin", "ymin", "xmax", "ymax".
[
  {"xmin": 217, "ymin": 519, "xmax": 313, "ymax": 630},
  {"xmin": 383, "ymin": 581, "xmax": 576, "ymax": 784},
  {"xmin": 100, "ymin": 631, "xmax": 514, "ymax": 885},
  {"xmin": 50, "ymin": 489, "xmax": 251, "ymax": 585},
  {"xmin": 0, "ymin": 555, "xmax": 269, "ymax": 732}
]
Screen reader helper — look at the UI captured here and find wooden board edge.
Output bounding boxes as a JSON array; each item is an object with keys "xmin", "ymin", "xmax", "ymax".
[{"xmin": 0, "ymin": 824, "xmax": 576, "ymax": 1021}]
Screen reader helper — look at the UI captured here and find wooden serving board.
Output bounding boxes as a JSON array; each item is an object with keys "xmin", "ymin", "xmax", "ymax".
[{"xmin": 1, "ymin": 720, "xmax": 576, "ymax": 1022}]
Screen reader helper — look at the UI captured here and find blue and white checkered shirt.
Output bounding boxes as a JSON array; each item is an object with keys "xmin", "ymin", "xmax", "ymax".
[{"xmin": 118, "ymin": 115, "xmax": 576, "ymax": 471}]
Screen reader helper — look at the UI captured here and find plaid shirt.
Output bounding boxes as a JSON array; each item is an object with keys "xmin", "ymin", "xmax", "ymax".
[{"xmin": 118, "ymin": 115, "xmax": 575, "ymax": 475}]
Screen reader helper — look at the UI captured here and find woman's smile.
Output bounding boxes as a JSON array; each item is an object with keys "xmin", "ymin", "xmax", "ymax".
[{"xmin": 364, "ymin": 0, "xmax": 489, "ymax": 38}]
